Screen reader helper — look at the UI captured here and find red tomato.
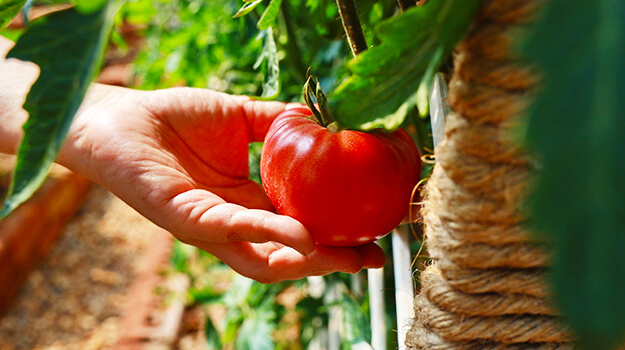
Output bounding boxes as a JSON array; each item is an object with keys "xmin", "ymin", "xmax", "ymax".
[{"xmin": 260, "ymin": 107, "xmax": 421, "ymax": 247}]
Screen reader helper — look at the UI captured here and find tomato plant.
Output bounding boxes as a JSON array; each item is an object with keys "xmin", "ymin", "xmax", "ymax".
[{"xmin": 260, "ymin": 103, "xmax": 421, "ymax": 246}]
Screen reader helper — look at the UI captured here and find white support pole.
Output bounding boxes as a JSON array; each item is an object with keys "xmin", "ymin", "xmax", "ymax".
[
  {"xmin": 307, "ymin": 276, "xmax": 327, "ymax": 350},
  {"xmin": 327, "ymin": 282, "xmax": 343, "ymax": 350},
  {"xmin": 368, "ymin": 267, "xmax": 386, "ymax": 350},
  {"xmin": 392, "ymin": 225, "xmax": 415, "ymax": 349}
]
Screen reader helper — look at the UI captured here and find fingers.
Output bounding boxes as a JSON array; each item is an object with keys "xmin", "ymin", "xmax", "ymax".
[
  {"xmin": 353, "ymin": 242, "xmax": 387, "ymax": 269},
  {"xmin": 210, "ymin": 180, "xmax": 275, "ymax": 212},
  {"xmin": 240, "ymin": 97, "xmax": 287, "ymax": 142},
  {"xmin": 222, "ymin": 206, "xmax": 317, "ymax": 256},
  {"xmin": 205, "ymin": 241, "xmax": 386, "ymax": 284},
  {"xmin": 236, "ymin": 96, "xmax": 307, "ymax": 142},
  {"xmin": 167, "ymin": 190, "xmax": 315, "ymax": 256},
  {"xmin": 145, "ymin": 88, "xmax": 299, "ymax": 143},
  {"xmin": 302, "ymin": 243, "xmax": 386, "ymax": 272},
  {"xmin": 150, "ymin": 188, "xmax": 387, "ymax": 283}
]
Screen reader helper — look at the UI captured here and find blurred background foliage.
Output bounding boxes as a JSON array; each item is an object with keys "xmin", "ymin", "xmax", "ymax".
[{"xmin": 120, "ymin": 0, "xmax": 397, "ymax": 99}]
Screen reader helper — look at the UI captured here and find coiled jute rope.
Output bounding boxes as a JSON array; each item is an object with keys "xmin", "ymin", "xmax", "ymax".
[{"xmin": 405, "ymin": 0, "xmax": 574, "ymax": 348}]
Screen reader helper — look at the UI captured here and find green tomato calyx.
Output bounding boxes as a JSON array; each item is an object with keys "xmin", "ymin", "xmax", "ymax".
[{"xmin": 303, "ymin": 70, "xmax": 335, "ymax": 128}]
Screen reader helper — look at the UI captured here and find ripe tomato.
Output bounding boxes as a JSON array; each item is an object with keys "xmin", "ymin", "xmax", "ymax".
[{"xmin": 260, "ymin": 107, "xmax": 421, "ymax": 247}]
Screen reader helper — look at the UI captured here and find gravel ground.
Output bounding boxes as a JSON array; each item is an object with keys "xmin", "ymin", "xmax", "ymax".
[{"xmin": 0, "ymin": 184, "xmax": 159, "ymax": 350}]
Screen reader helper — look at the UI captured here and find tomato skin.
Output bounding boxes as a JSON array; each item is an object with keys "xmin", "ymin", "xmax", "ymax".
[{"xmin": 260, "ymin": 107, "xmax": 421, "ymax": 247}]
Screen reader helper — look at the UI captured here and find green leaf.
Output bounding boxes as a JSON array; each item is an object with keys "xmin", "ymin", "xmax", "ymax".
[
  {"xmin": 0, "ymin": 0, "xmax": 26, "ymax": 29},
  {"xmin": 257, "ymin": 0, "xmax": 282, "ymax": 30},
  {"xmin": 170, "ymin": 240, "xmax": 195, "ymax": 272},
  {"xmin": 329, "ymin": 0, "xmax": 480, "ymax": 131},
  {"xmin": 521, "ymin": 1, "xmax": 625, "ymax": 349},
  {"xmin": 234, "ymin": 304, "xmax": 276, "ymax": 350},
  {"xmin": 305, "ymin": 0, "xmax": 320, "ymax": 11},
  {"xmin": 253, "ymin": 27, "xmax": 279, "ymax": 99},
  {"xmin": 248, "ymin": 142, "xmax": 263, "ymax": 184},
  {"xmin": 0, "ymin": 2, "xmax": 118, "ymax": 219},
  {"xmin": 341, "ymin": 293, "xmax": 372, "ymax": 345},
  {"xmin": 223, "ymin": 306, "xmax": 245, "ymax": 344},
  {"xmin": 222, "ymin": 276, "xmax": 255, "ymax": 307},
  {"xmin": 189, "ymin": 286, "xmax": 221, "ymax": 304},
  {"xmin": 74, "ymin": 0, "xmax": 109, "ymax": 14},
  {"xmin": 297, "ymin": 294, "xmax": 329, "ymax": 349},
  {"xmin": 233, "ymin": 0, "xmax": 263, "ymax": 18},
  {"xmin": 204, "ymin": 316, "xmax": 223, "ymax": 350}
]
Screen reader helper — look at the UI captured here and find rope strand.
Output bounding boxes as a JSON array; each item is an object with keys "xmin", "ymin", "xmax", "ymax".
[{"xmin": 406, "ymin": 0, "xmax": 572, "ymax": 348}]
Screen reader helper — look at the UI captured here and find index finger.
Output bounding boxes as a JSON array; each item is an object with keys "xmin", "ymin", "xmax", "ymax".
[{"xmin": 237, "ymin": 96, "xmax": 305, "ymax": 142}]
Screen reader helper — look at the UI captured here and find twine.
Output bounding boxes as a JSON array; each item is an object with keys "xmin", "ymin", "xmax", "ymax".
[
  {"xmin": 421, "ymin": 266, "xmax": 555, "ymax": 317},
  {"xmin": 416, "ymin": 295, "xmax": 569, "ymax": 343},
  {"xmin": 454, "ymin": 52, "xmax": 536, "ymax": 91},
  {"xmin": 437, "ymin": 263, "xmax": 548, "ymax": 298},
  {"xmin": 448, "ymin": 79, "xmax": 528, "ymax": 125},
  {"xmin": 440, "ymin": 113, "xmax": 529, "ymax": 165},
  {"xmin": 425, "ymin": 221, "xmax": 548, "ymax": 269},
  {"xmin": 406, "ymin": 0, "xmax": 573, "ymax": 348},
  {"xmin": 425, "ymin": 164, "xmax": 526, "ymax": 227},
  {"xmin": 408, "ymin": 325, "xmax": 572, "ymax": 350}
]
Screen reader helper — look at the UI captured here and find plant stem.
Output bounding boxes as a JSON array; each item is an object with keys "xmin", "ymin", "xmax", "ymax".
[
  {"xmin": 397, "ymin": 0, "xmax": 416, "ymax": 11},
  {"xmin": 335, "ymin": 0, "xmax": 368, "ymax": 56}
]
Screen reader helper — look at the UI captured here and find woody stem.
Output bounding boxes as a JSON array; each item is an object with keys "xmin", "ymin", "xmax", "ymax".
[{"xmin": 335, "ymin": 0, "xmax": 368, "ymax": 57}]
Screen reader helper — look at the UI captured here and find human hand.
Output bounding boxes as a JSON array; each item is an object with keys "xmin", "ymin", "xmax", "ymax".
[{"xmin": 59, "ymin": 84, "xmax": 386, "ymax": 283}]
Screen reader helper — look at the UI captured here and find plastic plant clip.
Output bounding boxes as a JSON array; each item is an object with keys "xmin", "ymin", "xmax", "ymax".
[{"xmin": 429, "ymin": 72, "xmax": 449, "ymax": 150}]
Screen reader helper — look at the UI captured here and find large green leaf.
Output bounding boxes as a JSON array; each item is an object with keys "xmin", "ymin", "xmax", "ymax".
[
  {"xmin": 329, "ymin": 0, "xmax": 480, "ymax": 131},
  {"xmin": 0, "ymin": 0, "xmax": 26, "ymax": 29},
  {"xmin": 521, "ymin": 1, "xmax": 625, "ymax": 349},
  {"xmin": 0, "ymin": 2, "xmax": 119, "ymax": 218}
]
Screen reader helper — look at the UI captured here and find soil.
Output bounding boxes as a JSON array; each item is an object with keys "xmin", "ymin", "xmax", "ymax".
[{"xmin": 0, "ymin": 185, "xmax": 159, "ymax": 350}]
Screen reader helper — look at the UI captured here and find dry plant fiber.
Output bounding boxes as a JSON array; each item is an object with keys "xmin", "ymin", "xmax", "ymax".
[{"xmin": 405, "ymin": 0, "xmax": 574, "ymax": 348}]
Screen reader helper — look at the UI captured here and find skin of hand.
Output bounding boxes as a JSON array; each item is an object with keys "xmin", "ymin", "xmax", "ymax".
[{"xmin": 58, "ymin": 85, "xmax": 386, "ymax": 283}]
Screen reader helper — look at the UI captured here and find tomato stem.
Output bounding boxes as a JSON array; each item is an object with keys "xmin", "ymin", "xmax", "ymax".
[{"xmin": 327, "ymin": 122, "xmax": 340, "ymax": 134}]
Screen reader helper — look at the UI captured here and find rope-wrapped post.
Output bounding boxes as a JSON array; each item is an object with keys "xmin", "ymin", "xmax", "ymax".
[{"xmin": 406, "ymin": 0, "xmax": 574, "ymax": 348}]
